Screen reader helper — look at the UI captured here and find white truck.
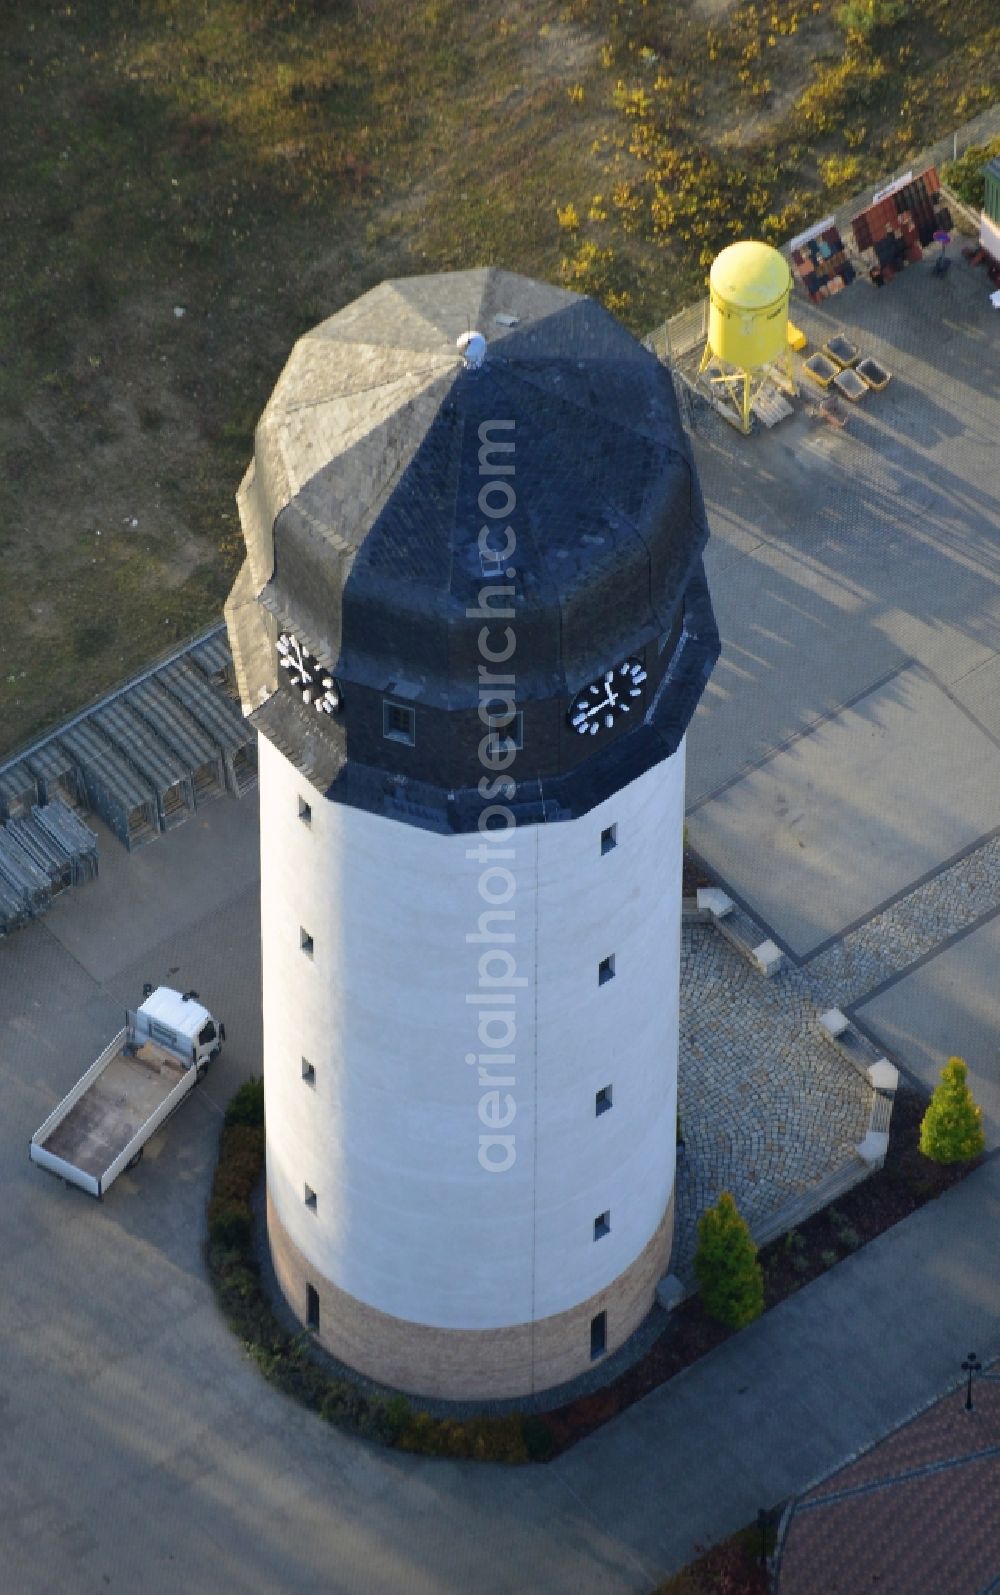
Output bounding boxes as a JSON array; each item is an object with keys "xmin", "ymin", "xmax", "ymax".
[{"xmin": 29, "ymin": 985, "xmax": 225, "ymax": 1199}]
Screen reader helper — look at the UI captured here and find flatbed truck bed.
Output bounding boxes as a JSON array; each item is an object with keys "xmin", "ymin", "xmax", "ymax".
[
  {"xmin": 40, "ymin": 1039, "xmax": 188, "ymax": 1180},
  {"xmin": 30, "ymin": 986, "xmax": 223, "ymax": 1198}
]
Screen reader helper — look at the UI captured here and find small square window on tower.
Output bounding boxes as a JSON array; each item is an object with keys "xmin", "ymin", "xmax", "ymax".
[
  {"xmin": 595, "ymin": 1085, "xmax": 613, "ymax": 1116},
  {"xmin": 594, "ymin": 1210, "xmax": 611, "ymax": 1241},
  {"xmin": 590, "ymin": 1310, "xmax": 607, "ymax": 1360},
  {"xmin": 301, "ymin": 1058, "xmax": 316, "ymax": 1086},
  {"xmin": 601, "ymin": 823, "xmax": 617, "ymax": 855},
  {"xmin": 300, "ymin": 927, "xmax": 314, "ymax": 957},
  {"xmin": 598, "ymin": 954, "xmax": 615, "ymax": 986},
  {"xmin": 383, "ymin": 701, "xmax": 415, "ymax": 745},
  {"xmin": 304, "ymin": 1184, "xmax": 317, "ymax": 1211},
  {"xmin": 485, "ymin": 709, "xmax": 523, "ymax": 758},
  {"xmin": 306, "ymin": 1283, "xmax": 320, "ymax": 1331},
  {"xmin": 298, "ymin": 795, "xmax": 312, "ymax": 825}
]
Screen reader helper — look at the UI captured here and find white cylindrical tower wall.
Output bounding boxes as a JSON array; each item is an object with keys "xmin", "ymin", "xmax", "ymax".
[{"xmin": 261, "ymin": 730, "xmax": 685, "ymax": 1394}]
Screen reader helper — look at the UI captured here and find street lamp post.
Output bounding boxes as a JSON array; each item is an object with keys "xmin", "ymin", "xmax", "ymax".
[{"xmin": 962, "ymin": 1353, "xmax": 983, "ymax": 1411}]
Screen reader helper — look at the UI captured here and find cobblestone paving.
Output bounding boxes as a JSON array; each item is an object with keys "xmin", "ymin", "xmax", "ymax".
[
  {"xmin": 776, "ymin": 1363, "xmax": 1000, "ymax": 1595},
  {"xmin": 675, "ymin": 925, "xmax": 871, "ymax": 1282},
  {"xmin": 675, "ymin": 828, "xmax": 1000, "ymax": 1283},
  {"xmin": 804, "ymin": 831, "xmax": 1000, "ymax": 1007}
]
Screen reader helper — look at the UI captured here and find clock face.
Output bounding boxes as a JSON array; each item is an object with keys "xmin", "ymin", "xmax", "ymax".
[
  {"xmin": 277, "ymin": 632, "xmax": 341, "ymax": 715},
  {"xmin": 569, "ymin": 657, "xmax": 647, "ymax": 738}
]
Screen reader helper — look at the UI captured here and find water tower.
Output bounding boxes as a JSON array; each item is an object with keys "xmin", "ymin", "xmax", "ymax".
[
  {"xmin": 225, "ymin": 268, "xmax": 719, "ymax": 1400},
  {"xmin": 697, "ymin": 240, "xmax": 794, "ymax": 432}
]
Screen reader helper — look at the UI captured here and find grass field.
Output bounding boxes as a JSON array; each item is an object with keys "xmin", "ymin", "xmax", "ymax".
[{"xmin": 0, "ymin": 0, "xmax": 996, "ymax": 757}]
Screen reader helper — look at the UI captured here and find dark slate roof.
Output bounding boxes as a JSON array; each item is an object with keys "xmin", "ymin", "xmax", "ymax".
[
  {"xmin": 226, "ymin": 268, "xmax": 718, "ymax": 830},
  {"xmin": 255, "ymin": 270, "xmax": 703, "ymax": 705}
]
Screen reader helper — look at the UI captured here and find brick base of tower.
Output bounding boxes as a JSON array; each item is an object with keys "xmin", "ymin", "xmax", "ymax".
[{"xmin": 266, "ymin": 1187, "xmax": 674, "ymax": 1401}]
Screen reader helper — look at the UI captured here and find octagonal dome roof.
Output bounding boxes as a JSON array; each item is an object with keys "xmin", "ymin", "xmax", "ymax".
[{"xmin": 230, "ymin": 267, "xmax": 708, "ymax": 713}]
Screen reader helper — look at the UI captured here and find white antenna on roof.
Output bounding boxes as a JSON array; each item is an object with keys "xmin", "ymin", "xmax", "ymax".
[{"xmin": 456, "ymin": 330, "xmax": 487, "ymax": 368}]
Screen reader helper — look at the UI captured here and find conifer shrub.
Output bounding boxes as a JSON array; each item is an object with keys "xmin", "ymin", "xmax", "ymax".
[
  {"xmin": 694, "ymin": 1193, "xmax": 765, "ymax": 1329},
  {"xmin": 919, "ymin": 1058, "xmax": 986, "ymax": 1165}
]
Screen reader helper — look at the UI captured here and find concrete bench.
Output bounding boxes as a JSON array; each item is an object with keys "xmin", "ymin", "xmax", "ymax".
[
  {"xmin": 818, "ymin": 1008, "xmax": 894, "ymax": 1083},
  {"xmin": 697, "ymin": 888, "xmax": 786, "ymax": 978},
  {"xmin": 817, "ymin": 1009, "xmax": 897, "ymax": 1166}
]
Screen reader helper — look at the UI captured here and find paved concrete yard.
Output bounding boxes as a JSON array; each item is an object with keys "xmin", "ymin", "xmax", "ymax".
[
  {"xmin": 857, "ymin": 913, "xmax": 1000, "ymax": 1149},
  {"xmin": 687, "ymin": 252, "xmax": 1000, "ymax": 827},
  {"xmin": 690, "ymin": 663, "xmax": 1000, "ymax": 956}
]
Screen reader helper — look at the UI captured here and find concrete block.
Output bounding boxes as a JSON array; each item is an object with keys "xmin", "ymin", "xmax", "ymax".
[
  {"xmin": 867, "ymin": 1059, "xmax": 899, "ymax": 1093},
  {"xmin": 655, "ymin": 1274, "xmax": 687, "ymax": 1313},
  {"xmin": 697, "ymin": 887, "xmax": 733, "ymax": 918},
  {"xmin": 856, "ymin": 1130, "xmax": 889, "ymax": 1167},
  {"xmin": 753, "ymin": 939, "xmax": 784, "ymax": 977},
  {"xmin": 820, "ymin": 1008, "xmax": 850, "ymax": 1037}
]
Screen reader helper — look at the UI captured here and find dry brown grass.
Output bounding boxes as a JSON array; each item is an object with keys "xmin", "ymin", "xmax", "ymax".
[{"xmin": 0, "ymin": 0, "xmax": 995, "ymax": 755}]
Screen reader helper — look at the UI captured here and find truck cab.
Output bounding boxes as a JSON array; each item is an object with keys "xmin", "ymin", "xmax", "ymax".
[{"xmin": 136, "ymin": 986, "xmax": 225, "ymax": 1075}]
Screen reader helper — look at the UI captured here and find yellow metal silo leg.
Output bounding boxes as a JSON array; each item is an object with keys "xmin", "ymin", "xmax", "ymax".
[
  {"xmin": 697, "ymin": 342, "xmax": 713, "ymax": 377},
  {"xmin": 741, "ymin": 372, "xmax": 752, "ymax": 433}
]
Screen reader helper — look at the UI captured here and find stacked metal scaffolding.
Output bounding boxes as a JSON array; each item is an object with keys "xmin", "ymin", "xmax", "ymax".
[
  {"xmin": 0, "ymin": 823, "xmax": 50, "ymax": 920},
  {"xmin": 158, "ymin": 657, "xmax": 258, "ymax": 796},
  {"xmin": 0, "ymin": 626, "xmax": 257, "ymax": 928},
  {"xmin": 189, "ymin": 631, "xmax": 239, "ymax": 701},
  {"xmin": 59, "ymin": 720, "xmax": 160, "ymax": 851},
  {"xmin": 92, "ymin": 698, "xmax": 196, "ymax": 832},
  {"xmin": 127, "ymin": 676, "xmax": 228, "ymax": 805},
  {"xmin": 0, "ymin": 764, "xmax": 38, "ymax": 823},
  {"xmin": 0, "ymin": 800, "xmax": 99, "ymax": 934},
  {"xmin": 25, "ymin": 739, "xmax": 84, "ymax": 809},
  {"xmin": 30, "ymin": 800, "xmax": 99, "ymax": 884}
]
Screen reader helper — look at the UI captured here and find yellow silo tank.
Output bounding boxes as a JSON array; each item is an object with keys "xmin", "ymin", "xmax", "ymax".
[{"xmin": 707, "ymin": 241, "xmax": 791, "ymax": 370}]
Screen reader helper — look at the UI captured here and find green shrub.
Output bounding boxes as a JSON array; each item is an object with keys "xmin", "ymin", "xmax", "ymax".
[
  {"xmin": 782, "ymin": 1228, "xmax": 809, "ymax": 1273},
  {"xmin": 394, "ymin": 1411, "xmax": 531, "ymax": 1462},
  {"xmin": 224, "ymin": 1075, "xmax": 265, "ymax": 1127},
  {"xmin": 919, "ymin": 1057, "xmax": 986, "ymax": 1165},
  {"xmin": 213, "ymin": 1124, "xmax": 266, "ymax": 1201},
  {"xmin": 942, "ymin": 136, "xmax": 1000, "ymax": 210},
  {"xmin": 835, "ymin": 0, "xmax": 905, "ymax": 38},
  {"xmin": 694, "ymin": 1193, "xmax": 765, "ymax": 1329},
  {"xmin": 320, "ymin": 1382, "xmax": 366, "ymax": 1428},
  {"xmin": 820, "ymin": 1249, "xmax": 838, "ymax": 1270},
  {"xmin": 396, "ymin": 1410, "xmax": 439, "ymax": 1454},
  {"xmin": 361, "ymin": 1396, "xmax": 405, "ymax": 1445},
  {"xmin": 522, "ymin": 1415, "xmax": 555, "ymax": 1462},
  {"xmin": 383, "ymin": 1393, "xmax": 412, "ymax": 1440},
  {"xmin": 465, "ymin": 1415, "xmax": 529, "ymax": 1463},
  {"xmin": 207, "ymin": 1118, "xmax": 264, "ymax": 1248},
  {"xmin": 829, "ymin": 1210, "xmax": 861, "ymax": 1250},
  {"xmin": 208, "ymin": 1201, "xmax": 253, "ymax": 1250}
]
